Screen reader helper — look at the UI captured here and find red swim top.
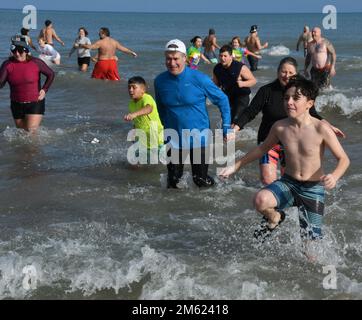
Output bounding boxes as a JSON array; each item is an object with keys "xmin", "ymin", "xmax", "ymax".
[{"xmin": 0, "ymin": 57, "xmax": 55, "ymax": 102}]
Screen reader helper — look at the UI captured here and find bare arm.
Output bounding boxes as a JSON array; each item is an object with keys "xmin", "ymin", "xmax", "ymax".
[
  {"xmin": 52, "ymin": 30, "xmax": 64, "ymax": 46},
  {"xmin": 116, "ymin": 41, "xmax": 137, "ymax": 57},
  {"xmin": 296, "ymin": 35, "xmax": 303, "ymax": 51},
  {"xmin": 124, "ymin": 104, "xmax": 153, "ymax": 121},
  {"xmin": 201, "ymin": 53, "xmax": 211, "ymax": 64},
  {"xmin": 28, "ymin": 38, "xmax": 37, "ymax": 51},
  {"xmin": 218, "ymin": 123, "xmax": 280, "ymax": 177},
  {"xmin": 69, "ymin": 42, "xmax": 77, "ymax": 57},
  {"xmin": 304, "ymin": 45, "xmax": 312, "ymax": 77},
  {"xmin": 320, "ymin": 119, "xmax": 346, "ymax": 138},
  {"xmin": 246, "ymin": 50, "xmax": 262, "ymax": 59},
  {"xmin": 326, "ymin": 40, "xmax": 337, "ymax": 76},
  {"xmin": 212, "ymin": 73, "xmax": 220, "ymax": 87},
  {"xmin": 237, "ymin": 65, "xmax": 257, "ymax": 88},
  {"xmin": 256, "ymin": 38, "xmax": 268, "ymax": 51},
  {"xmin": 211, "ymin": 37, "xmax": 220, "ymax": 49},
  {"xmin": 320, "ymin": 123, "xmax": 350, "ymax": 189},
  {"xmin": 82, "ymin": 40, "xmax": 101, "ymax": 50}
]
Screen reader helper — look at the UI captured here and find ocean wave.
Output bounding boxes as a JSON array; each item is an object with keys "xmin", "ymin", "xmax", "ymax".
[
  {"xmin": 265, "ymin": 45, "xmax": 290, "ymax": 57},
  {"xmin": 315, "ymin": 93, "xmax": 362, "ymax": 117}
]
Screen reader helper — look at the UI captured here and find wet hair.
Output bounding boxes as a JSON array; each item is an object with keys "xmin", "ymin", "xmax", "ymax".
[
  {"xmin": 209, "ymin": 28, "xmax": 215, "ymax": 35},
  {"xmin": 79, "ymin": 27, "xmax": 88, "ymax": 36},
  {"xmin": 219, "ymin": 44, "xmax": 233, "ymax": 55},
  {"xmin": 45, "ymin": 20, "xmax": 52, "ymax": 27},
  {"xmin": 20, "ymin": 28, "xmax": 29, "ymax": 35},
  {"xmin": 277, "ymin": 56, "xmax": 298, "ymax": 72},
  {"xmin": 100, "ymin": 27, "xmax": 110, "ymax": 37},
  {"xmin": 128, "ymin": 76, "xmax": 147, "ymax": 87},
  {"xmin": 285, "ymin": 75, "xmax": 319, "ymax": 101},
  {"xmin": 190, "ymin": 36, "xmax": 201, "ymax": 45}
]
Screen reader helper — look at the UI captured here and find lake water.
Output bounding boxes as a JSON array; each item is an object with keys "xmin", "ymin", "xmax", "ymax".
[{"xmin": 0, "ymin": 9, "xmax": 361, "ymax": 299}]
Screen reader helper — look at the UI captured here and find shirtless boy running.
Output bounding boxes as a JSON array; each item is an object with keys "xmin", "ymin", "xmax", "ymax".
[{"xmin": 219, "ymin": 75, "xmax": 350, "ymax": 243}]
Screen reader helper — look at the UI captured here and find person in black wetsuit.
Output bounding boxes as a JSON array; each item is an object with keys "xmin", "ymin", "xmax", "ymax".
[
  {"xmin": 213, "ymin": 45, "xmax": 256, "ymax": 131},
  {"xmin": 233, "ymin": 57, "xmax": 345, "ymax": 185}
]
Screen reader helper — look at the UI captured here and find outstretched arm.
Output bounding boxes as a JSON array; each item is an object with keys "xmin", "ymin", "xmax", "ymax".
[
  {"xmin": 201, "ymin": 53, "xmax": 211, "ymax": 64},
  {"xmin": 256, "ymin": 38, "xmax": 268, "ymax": 51},
  {"xmin": 218, "ymin": 123, "xmax": 279, "ymax": 178},
  {"xmin": 246, "ymin": 50, "xmax": 262, "ymax": 60},
  {"xmin": 124, "ymin": 104, "xmax": 153, "ymax": 121},
  {"xmin": 52, "ymin": 30, "xmax": 65, "ymax": 46},
  {"xmin": 81, "ymin": 40, "xmax": 101, "ymax": 50},
  {"xmin": 116, "ymin": 41, "xmax": 137, "ymax": 57}
]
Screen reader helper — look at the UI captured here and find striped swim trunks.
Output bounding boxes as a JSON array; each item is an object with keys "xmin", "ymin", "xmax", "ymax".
[{"xmin": 264, "ymin": 174, "xmax": 325, "ymax": 240}]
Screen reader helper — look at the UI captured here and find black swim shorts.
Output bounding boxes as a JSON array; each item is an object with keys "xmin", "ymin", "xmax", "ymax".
[
  {"xmin": 11, "ymin": 100, "xmax": 45, "ymax": 119},
  {"xmin": 78, "ymin": 57, "xmax": 91, "ymax": 66}
]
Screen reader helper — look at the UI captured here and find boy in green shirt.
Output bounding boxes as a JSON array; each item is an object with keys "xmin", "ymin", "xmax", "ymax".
[{"xmin": 124, "ymin": 76, "xmax": 164, "ymax": 164}]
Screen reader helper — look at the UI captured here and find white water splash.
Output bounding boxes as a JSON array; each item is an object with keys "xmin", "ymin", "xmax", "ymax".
[
  {"xmin": 315, "ymin": 93, "xmax": 362, "ymax": 117},
  {"xmin": 265, "ymin": 45, "xmax": 290, "ymax": 56}
]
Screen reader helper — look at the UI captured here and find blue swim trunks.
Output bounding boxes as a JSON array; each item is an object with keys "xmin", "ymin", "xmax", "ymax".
[{"xmin": 264, "ymin": 174, "xmax": 325, "ymax": 240}]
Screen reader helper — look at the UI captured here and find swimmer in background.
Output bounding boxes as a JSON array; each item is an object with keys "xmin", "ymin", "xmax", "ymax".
[
  {"xmin": 244, "ymin": 25, "xmax": 268, "ymax": 71},
  {"xmin": 20, "ymin": 28, "xmax": 37, "ymax": 51},
  {"xmin": 69, "ymin": 27, "xmax": 92, "ymax": 72},
  {"xmin": 202, "ymin": 28, "xmax": 220, "ymax": 64},
  {"xmin": 81, "ymin": 27, "xmax": 137, "ymax": 81},
  {"xmin": 187, "ymin": 36, "xmax": 211, "ymax": 70},
  {"xmin": 304, "ymin": 27, "xmax": 337, "ymax": 89},
  {"xmin": 38, "ymin": 19, "xmax": 65, "ymax": 47},
  {"xmin": 38, "ymin": 38, "xmax": 61, "ymax": 65},
  {"xmin": 296, "ymin": 25, "xmax": 313, "ymax": 57},
  {"xmin": 231, "ymin": 36, "xmax": 261, "ymax": 65}
]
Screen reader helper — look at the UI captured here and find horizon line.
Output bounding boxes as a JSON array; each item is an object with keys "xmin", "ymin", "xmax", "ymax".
[{"xmin": 0, "ymin": 7, "xmax": 361, "ymax": 14}]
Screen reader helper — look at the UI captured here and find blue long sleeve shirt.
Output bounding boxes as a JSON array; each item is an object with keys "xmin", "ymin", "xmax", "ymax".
[{"xmin": 154, "ymin": 67, "xmax": 231, "ymax": 149}]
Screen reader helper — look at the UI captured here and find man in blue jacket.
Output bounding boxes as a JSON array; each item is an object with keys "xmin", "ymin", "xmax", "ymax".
[{"xmin": 154, "ymin": 39, "xmax": 232, "ymax": 188}]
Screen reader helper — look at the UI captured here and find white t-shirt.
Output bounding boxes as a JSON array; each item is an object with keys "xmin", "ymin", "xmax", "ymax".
[
  {"xmin": 38, "ymin": 44, "xmax": 61, "ymax": 64},
  {"xmin": 74, "ymin": 36, "xmax": 91, "ymax": 58}
]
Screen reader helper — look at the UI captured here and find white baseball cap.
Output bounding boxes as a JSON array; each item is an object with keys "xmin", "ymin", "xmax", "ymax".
[{"xmin": 164, "ymin": 39, "xmax": 186, "ymax": 55}]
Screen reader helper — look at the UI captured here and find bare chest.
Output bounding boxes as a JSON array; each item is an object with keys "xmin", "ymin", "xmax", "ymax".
[{"xmin": 280, "ymin": 128, "xmax": 323, "ymax": 157}]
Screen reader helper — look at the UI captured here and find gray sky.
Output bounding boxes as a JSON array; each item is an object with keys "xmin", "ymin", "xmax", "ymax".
[{"xmin": 1, "ymin": 0, "xmax": 361, "ymax": 13}]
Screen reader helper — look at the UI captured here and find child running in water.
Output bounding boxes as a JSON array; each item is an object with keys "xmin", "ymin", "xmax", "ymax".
[
  {"xmin": 124, "ymin": 76, "xmax": 164, "ymax": 164},
  {"xmin": 219, "ymin": 75, "xmax": 350, "ymax": 248}
]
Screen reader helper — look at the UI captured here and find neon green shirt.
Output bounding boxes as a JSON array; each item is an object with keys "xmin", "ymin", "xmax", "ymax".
[{"xmin": 128, "ymin": 93, "xmax": 164, "ymax": 149}]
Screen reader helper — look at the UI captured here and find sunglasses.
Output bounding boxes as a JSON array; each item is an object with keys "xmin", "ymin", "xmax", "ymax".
[{"xmin": 11, "ymin": 45, "xmax": 28, "ymax": 54}]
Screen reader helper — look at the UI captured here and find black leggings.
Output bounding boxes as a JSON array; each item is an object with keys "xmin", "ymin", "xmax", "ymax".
[{"xmin": 167, "ymin": 147, "xmax": 214, "ymax": 188}]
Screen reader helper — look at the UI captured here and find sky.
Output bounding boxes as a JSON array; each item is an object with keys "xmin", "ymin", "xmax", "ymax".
[{"xmin": 0, "ymin": 0, "xmax": 361, "ymax": 13}]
